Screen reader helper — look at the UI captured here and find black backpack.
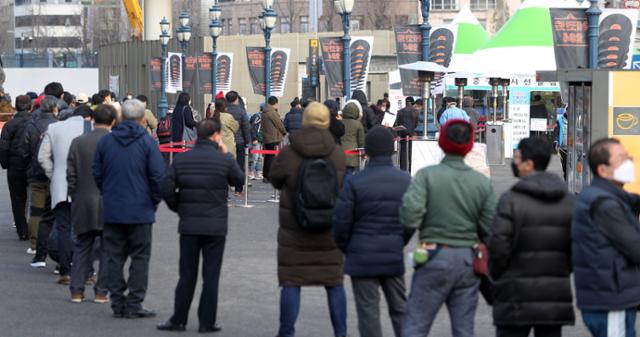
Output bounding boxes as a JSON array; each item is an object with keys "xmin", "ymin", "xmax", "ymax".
[
  {"xmin": 294, "ymin": 157, "xmax": 339, "ymax": 232},
  {"xmin": 157, "ymin": 115, "xmax": 172, "ymax": 144}
]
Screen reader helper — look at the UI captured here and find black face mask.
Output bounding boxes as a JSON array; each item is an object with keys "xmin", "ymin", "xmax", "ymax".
[{"xmin": 511, "ymin": 161, "xmax": 520, "ymax": 178}]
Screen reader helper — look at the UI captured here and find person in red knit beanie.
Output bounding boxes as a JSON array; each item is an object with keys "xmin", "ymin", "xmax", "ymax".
[{"xmin": 438, "ymin": 119, "xmax": 474, "ymax": 157}]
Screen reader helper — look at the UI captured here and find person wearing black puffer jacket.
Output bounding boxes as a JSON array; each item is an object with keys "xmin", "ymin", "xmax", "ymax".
[
  {"xmin": 158, "ymin": 119, "xmax": 244, "ymax": 333},
  {"xmin": 352, "ymin": 90, "xmax": 379, "ymax": 132},
  {"xmin": 489, "ymin": 137, "xmax": 575, "ymax": 337},
  {"xmin": 0, "ymin": 95, "xmax": 32, "ymax": 241},
  {"xmin": 284, "ymin": 98, "xmax": 303, "ymax": 133},
  {"xmin": 333, "ymin": 126, "xmax": 412, "ymax": 337}
]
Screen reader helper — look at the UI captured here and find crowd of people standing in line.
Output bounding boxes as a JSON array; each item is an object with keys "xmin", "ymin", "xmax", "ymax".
[{"xmin": 0, "ymin": 82, "xmax": 639, "ymax": 337}]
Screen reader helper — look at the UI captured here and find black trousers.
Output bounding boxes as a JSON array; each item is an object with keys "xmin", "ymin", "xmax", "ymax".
[
  {"xmin": 399, "ymin": 139, "xmax": 413, "ymax": 172},
  {"xmin": 496, "ymin": 325, "xmax": 562, "ymax": 337},
  {"xmin": 235, "ymin": 145, "xmax": 245, "ymax": 193},
  {"xmin": 54, "ymin": 202, "xmax": 73, "ymax": 276},
  {"xmin": 263, "ymin": 142, "xmax": 279, "ymax": 180},
  {"xmin": 103, "ymin": 223, "xmax": 152, "ymax": 313},
  {"xmin": 170, "ymin": 235, "xmax": 226, "ymax": 329},
  {"xmin": 70, "ymin": 231, "xmax": 108, "ymax": 296},
  {"xmin": 7, "ymin": 169, "xmax": 28, "ymax": 239}
]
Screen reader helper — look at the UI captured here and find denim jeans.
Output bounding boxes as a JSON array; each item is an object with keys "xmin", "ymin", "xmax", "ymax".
[
  {"xmin": 402, "ymin": 248, "xmax": 479, "ymax": 337},
  {"xmin": 582, "ymin": 309, "xmax": 637, "ymax": 337},
  {"xmin": 249, "ymin": 143, "xmax": 263, "ymax": 173},
  {"xmin": 278, "ymin": 286, "xmax": 347, "ymax": 337}
]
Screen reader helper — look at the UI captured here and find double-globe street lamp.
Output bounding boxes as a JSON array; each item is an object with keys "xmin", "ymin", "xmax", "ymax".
[
  {"xmin": 260, "ymin": 0, "xmax": 277, "ymax": 101},
  {"xmin": 159, "ymin": 17, "xmax": 171, "ymax": 119},
  {"xmin": 334, "ymin": 0, "xmax": 354, "ymax": 101},
  {"xmin": 176, "ymin": 10, "xmax": 192, "ymax": 56},
  {"xmin": 209, "ymin": 1, "xmax": 222, "ymax": 100}
]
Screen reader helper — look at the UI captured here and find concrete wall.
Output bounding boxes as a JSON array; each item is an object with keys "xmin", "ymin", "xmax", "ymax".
[
  {"xmin": 99, "ymin": 30, "xmax": 397, "ymax": 118},
  {"xmin": 3, "ymin": 68, "xmax": 98, "ymax": 98}
]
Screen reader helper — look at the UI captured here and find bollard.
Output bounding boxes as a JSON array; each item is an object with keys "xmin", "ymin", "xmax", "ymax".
[
  {"xmin": 405, "ymin": 137, "xmax": 410, "ymax": 172},
  {"xmin": 239, "ymin": 147, "xmax": 254, "ymax": 208},
  {"xmin": 267, "ymin": 145, "xmax": 281, "ymax": 204},
  {"xmin": 358, "ymin": 149, "xmax": 363, "ymax": 171}
]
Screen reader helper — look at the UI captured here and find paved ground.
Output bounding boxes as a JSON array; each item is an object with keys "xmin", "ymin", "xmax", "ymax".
[{"xmin": 0, "ymin": 156, "xmax": 623, "ymax": 337}]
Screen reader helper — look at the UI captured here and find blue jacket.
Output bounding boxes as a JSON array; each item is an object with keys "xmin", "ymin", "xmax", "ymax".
[
  {"xmin": 332, "ymin": 156, "xmax": 412, "ymax": 278},
  {"xmin": 227, "ymin": 103, "xmax": 251, "ymax": 146},
  {"xmin": 93, "ymin": 120, "xmax": 166, "ymax": 225},
  {"xmin": 284, "ymin": 107, "xmax": 303, "ymax": 133},
  {"xmin": 572, "ymin": 177, "xmax": 640, "ymax": 310}
]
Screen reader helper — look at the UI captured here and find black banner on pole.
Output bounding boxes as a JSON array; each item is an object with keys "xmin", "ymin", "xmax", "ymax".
[
  {"xmin": 247, "ymin": 47, "xmax": 266, "ymax": 96},
  {"xmin": 550, "ymin": 9, "xmax": 588, "ymax": 69},
  {"xmin": 149, "ymin": 57, "xmax": 162, "ymax": 92},
  {"xmin": 183, "ymin": 55, "xmax": 197, "ymax": 90},
  {"xmin": 394, "ymin": 25, "xmax": 421, "ymax": 97},
  {"xmin": 197, "ymin": 54, "xmax": 212, "ymax": 94},
  {"xmin": 319, "ymin": 37, "xmax": 344, "ymax": 98}
]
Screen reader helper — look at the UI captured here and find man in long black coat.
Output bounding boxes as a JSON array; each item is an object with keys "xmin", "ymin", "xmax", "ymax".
[
  {"xmin": 67, "ymin": 105, "xmax": 117, "ymax": 303},
  {"xmin": 158, "ymin": 118, "xmax": 244, "ymax": 333},
  {"xmin": 489, "ymin": 137, "xmax": 575, "ymax": 337}
]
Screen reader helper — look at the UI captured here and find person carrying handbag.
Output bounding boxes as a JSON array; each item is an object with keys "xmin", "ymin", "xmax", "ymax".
[{"xmin": 171, "ymin": 93, "xmax": 197, "ymax": 143}]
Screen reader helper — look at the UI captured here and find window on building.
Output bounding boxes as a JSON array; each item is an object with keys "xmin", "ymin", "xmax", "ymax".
[
  {"xmin": 300, "ymin": 16, "xmax": 309, "ymax": 33},
  {"xmin": 471, "ymin": 0, "xmax": 496, "ymax": 10},
  {"xmin": 350, "ymin": 18, "xmax": 361, "ymax": 32},
  {"xmin": 238, "ymin": 18, "xmax": 247, "ymax": 34},
  {"xmin": 431, "ymin": 0, "xmax": 458, "ymax": 10},
  {"xmin": 319, "ymin": 19, "xmax": 329, "ymax": 32},
  {"xmin": 250, "ymin": 17, "xmax": 258, "ymax": 34},
  {"xmin": 227, "ymin": 19, "xmax": 233, "ymax": 35},
  {"xmin": 280, "ymin": 17, "xmax": 291, "ymax": 33}
]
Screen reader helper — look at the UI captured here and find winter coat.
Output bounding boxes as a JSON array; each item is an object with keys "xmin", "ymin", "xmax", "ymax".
[
  {"xmin": 324, "ymin": 100, "xmax": 345, "ymax": 145},
  {"xmin": 67, "ymin": 128, "xmax": 109, "ymax": 235},
  {"xmin": 93, "ymin": 120, "xmax": 165, "ymax": 225},
  {"xmin": 530, "ymin": 101, "xmax": 548, "ymax": 119},
  {"xmin": 340, "ymin": 106, "xmax": 365, "ymax": 168},
  {"xmin": 0, "ymin": 110, "xmax": 31, "ymax": 170},
  {"xmin": 394, "ymin": 105, "xmax": 419, "ymax": 138},
  {"xmin": 162, "ymin": 139, "xmax": 244, "ymax": 236},
  {"xmin": 332, "ymin": 156, "xmax": 412, "ymax": 278},
  {"xmin": 489, "ymin": 172, "xmax": 575, "ymax": 326},
  {"xmin": 269, "ymin": 127, "xmax": 347, "ymax": 287},
  {"xmin": 352, "ymin": 90, "xmax": 379, "ymax": 131},
  {"xmin": 284, "ymin": 107, "xmax": 303, "ymax": 133},
  {"xmin": 220, "ymin": 112, "xmax": 239, "ymax": 159},
  {"xmin": 572, "ymin": 177, "xmax": 640, "ymax": 311},
  {"xmin": 227, "ymin": 103, "xmax": 251, "ymax": 146},
  {"xmin": 261, "ymin": 105, "xmax": 287, "ymax": 145},
  {"xmin": 38, "ymin": 116, "xmax": 87, "ymax": 209},
  {"xmin": 171, "ymin": 105, "xmax": 197, "ymax": 142},
  {"xmin": 144, "ymin": 109, "xmax": 158, "ymax": 135},
  {"xmin": 22, "ymin": 112, "xmax": 57, "ymax": 182},
  {"xmin": 462, "ymin": 97, "xmax": 480, "ymax": 129}
]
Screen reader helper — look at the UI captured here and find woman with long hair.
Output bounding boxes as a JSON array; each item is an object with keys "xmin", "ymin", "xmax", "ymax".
[{"xmin": 171, "ymin": 92, "xmax": 198, "ymax": 142}]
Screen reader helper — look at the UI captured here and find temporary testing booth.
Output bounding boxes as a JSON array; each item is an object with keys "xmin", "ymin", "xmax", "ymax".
[{"xmin": 550, "ymin": 70, "xmax": 640, "ymax": 194}]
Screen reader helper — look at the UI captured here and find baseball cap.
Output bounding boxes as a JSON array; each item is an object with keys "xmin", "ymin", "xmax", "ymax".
[{"xmin": 76, "ymin": 93, "xmax": 89, "ymax": 104}]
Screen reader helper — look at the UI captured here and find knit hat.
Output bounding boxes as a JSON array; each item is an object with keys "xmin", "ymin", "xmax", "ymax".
[
  {"xmin": 365, "ymin": 126, "xmax": 395, "ymax": 158},
  {"xmin": 302, "ymin": 102, "xmax": 330, "ymax": 129},
  {"xmin": 215, "ymin": 91, "xmax": 225, "ymax": 100},
  {"xmin": 438, "ymin": 119, "xmax": 474, "ymax": 157}
]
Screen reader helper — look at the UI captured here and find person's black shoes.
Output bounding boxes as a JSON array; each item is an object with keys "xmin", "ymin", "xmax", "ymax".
[
  {"xmin": 125, "ymin": 308, "xmax": 157, "ymax": 319},
  {"xmin": 113, "ymin": 310, "xmax": 125, "ymax": 318},
  {"xmin": 198, "ymin": 324, "xmax": 222, "ymax": 333},
  {"xmin": 157, "ymin": 321, "xmax": 186, "ymax": 332}
]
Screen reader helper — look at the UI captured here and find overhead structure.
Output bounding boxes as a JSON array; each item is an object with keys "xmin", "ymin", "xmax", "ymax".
[
  {"xmin": 448, "ymin": 7, "xmax": 490, "ymax": 71},
  {"xmin": 465, "ymin": 0, "xmax": 588, "ymax": 75}
]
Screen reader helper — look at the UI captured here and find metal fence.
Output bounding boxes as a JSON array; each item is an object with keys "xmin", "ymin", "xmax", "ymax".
[{"xmin": 0, "ymin": 53, "xmax": 99, "ymax": 68}]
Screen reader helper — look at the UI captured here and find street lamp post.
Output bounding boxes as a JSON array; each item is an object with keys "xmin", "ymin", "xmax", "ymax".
[
  {"xmin": 210, "ymin": 2, "xmax": 222, "ymax": 100},
  {"xmin": 586, "ymin": 0, "xmax": 601, "ymax": 69},
  {"xmin": 159, "ymin": 17, "xmax": 171, "ymax": 120},
  {"xmin": 335, "ymin": 0, "xmax": 354, "ymax": 101},
  {"xmin": 419, "ymin": 0, "xmax": 432, "ymax": 62},
  {"xmin": 177, "ymin": 10, "xmax": 192, "ymax": 56},
  {"xmin": 261, "ymin": 0, "xmax": 277, "ymax": 102}
]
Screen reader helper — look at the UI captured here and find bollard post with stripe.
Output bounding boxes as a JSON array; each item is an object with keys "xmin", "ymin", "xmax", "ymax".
[{"xmin": 239, "ymin": 147, "xmax": 254, "ymax": 208}]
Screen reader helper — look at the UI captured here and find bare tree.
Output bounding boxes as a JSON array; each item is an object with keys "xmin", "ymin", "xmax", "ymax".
[
  {"xmin": 491, "ymin": 0, "xmax": 510, "ymax": 33},
  {"xmin": 322, "ymin": 0, "xmax": 337, "ymax": 32},
  {"xmin": 367, "ymin": 0, "xmax": 391, "ymax": 30},
  {"xmin": 277, "ymin": 0, "xmax": 305, "ymax": 32}
]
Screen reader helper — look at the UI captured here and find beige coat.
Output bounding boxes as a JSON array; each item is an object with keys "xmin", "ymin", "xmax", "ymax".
[{"xmin": 220, "ymin": 112, "xmax": 239, "ymax": 159}]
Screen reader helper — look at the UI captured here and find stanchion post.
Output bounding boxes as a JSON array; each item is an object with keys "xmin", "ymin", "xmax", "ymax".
[
  {"xmin": 239, "ymin": 147, "xmax": 254, "ymax": 208},
  {"xmin": 358, "ymin": 149, "xmax": 363, "ymax": 171},
  {"xmin": 405, "ymin": 137, "xmax": 410, "ymax": 172},
  {"xmin": 267, "ymin": 146, "xmax": 280, "ymax": 204}
]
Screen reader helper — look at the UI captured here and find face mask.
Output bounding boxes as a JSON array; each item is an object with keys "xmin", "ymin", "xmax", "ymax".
[
  {"xmin": 613, "ymin": 159, "xmax": 635, "ymax": 184},
  {"xmin": 511, "ymin": 161, "xmax": 520, "ymax": 178}
]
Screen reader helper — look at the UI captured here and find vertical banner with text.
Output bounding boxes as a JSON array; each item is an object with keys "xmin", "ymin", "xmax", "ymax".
[
  {"xmin": 182, "ymin": 56, "xmax": 197, "ymax": 91},
  {"xmin": 394, "ymin": 25, "xmax": 422, "ymax": 97},
  {"xmin": 149, "ymin": 57, "xmax": 162, "ymax": 91},
  {"xmin": 197, "ymin": 53, "xmax": 234, "ymax": 95},
  {"xmin": 246, "ymin": 48, "xmax": 290, "ymax": 97},
  {"xmin": 320, "ymin": 36, "xmax": 374, "ymax": 98},
  {"xmin": 550, "ymin": 9, "xmax": 588, "ymax": 69},
  {"xmin": 246, "ymin": 47, "xmax": 266, "ymax": 96}
]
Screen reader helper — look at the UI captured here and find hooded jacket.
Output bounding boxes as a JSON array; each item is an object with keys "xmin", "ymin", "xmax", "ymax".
[
  {"xmin": 93, "ymin": 120, "xmax": 165, "ymax": 225},
  {"xmin": 22, "ymin": 111, "xmax": 57, "ymax": 182},
  {"xmin": 489, "ymin": 172, "xmax": 575, "ymax": 326},
  {"xmin": 0, "ymin": 110, "xmax": 31, "ymax": 170},
  {"xmin": 284, "ymin": 107, "xmax": 303, "ymax": 133},
  {"xmin": 352, "ymin": 90, "xmax": 379, "ymax": 131},
  {"xmin": 340, "ymin": 101, "xmax": 365, "ymax": 168},
  {"xmin": 261, "ymin": 105, "xmax": 287, "ymax": 144},
  {"xmin": 269, "ymin": 127, "xmax": 346, "ymax": 286},
  {"xmin": 227, "ymin": 102, "xmax": 251, "ymax": 146}
]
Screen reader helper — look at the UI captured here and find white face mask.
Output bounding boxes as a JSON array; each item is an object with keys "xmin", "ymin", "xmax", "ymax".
[{"xmin": 613, "ymin": 159, "xmax": 635, "ymax": 184}]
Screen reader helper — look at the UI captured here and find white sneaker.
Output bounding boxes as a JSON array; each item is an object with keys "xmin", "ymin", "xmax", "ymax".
[
  {"xmin": 30, "ymin": 261, "xmax": 46, "ymax": 268},
  {"xmin": 26, "ymin": 248, "xmax": 36, "ymax": 255}
]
